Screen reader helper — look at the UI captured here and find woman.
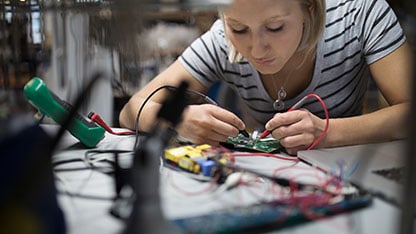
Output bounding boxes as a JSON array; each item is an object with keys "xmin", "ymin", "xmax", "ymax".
[{"xmin": 119, "ymin": 0, "xmax": 412, "ymax": 155}]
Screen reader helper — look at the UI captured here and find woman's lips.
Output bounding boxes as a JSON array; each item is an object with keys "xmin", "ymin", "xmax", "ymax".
[{"xmin": 254, "ymin": 58, "xmax": 275, "ymax": 65}]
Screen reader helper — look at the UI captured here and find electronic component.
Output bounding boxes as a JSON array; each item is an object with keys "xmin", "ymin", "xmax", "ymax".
[
  {"xmin": 24, "ymin": 77, "xmax": 105, "ymax": 147},
  {"xmin": 239, "ymin": 129, "xmax": 250, "ymax": 137},
  {"xmin": 165, "ymin": 144, "xmax": 212, "ymax": 163},
  {"xmin": 224, "ymin": 172, "xmax": 261, "ymax": 190},
  {"xmin": 172, "ymin": 191, "xmax": 372, "ymax": 234},
  {"xmin": 164, "ymin": 144, "xmax": 232, "ymax": 179},
  {"xmin": 225, "ymin": 131, "xmax": 284, "ymax": 153},
  {"xmin": 197, "ymin": 160, "xmax": 216, "ymax": 177},
  {"xmin": 177, "ymin": 156, "xmax": 201, "ymax": 174}
]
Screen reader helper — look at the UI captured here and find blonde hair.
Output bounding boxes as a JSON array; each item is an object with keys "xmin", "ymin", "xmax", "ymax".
[{"xmin": 221, "ymin": 0, "xmax": 326, "ymax": 63}]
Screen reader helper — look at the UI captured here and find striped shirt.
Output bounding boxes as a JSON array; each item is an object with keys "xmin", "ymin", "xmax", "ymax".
[{"xmin": 178, "ymin": 0, "xmax": 406, "ymax": 130}]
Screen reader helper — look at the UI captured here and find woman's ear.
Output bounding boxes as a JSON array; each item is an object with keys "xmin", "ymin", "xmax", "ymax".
[
  {"xmin": 308, "ymin": 0, "xmax": 315, "ymax": 13},
  {"xmin": 301, "ymin": 0, "xmax": 315, "ymax": 22}
]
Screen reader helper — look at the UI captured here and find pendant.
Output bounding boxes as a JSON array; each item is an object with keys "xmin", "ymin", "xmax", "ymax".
[
  {"xmin": 273, "ymin": 87, "xmax": 287, "ymax": 111},
  {"xmin": 273, "ymin": 99, "xmax": 285, "ymax": 111}
]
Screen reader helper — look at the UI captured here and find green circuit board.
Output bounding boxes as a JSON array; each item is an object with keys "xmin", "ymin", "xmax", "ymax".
[{"xmin": 226, "ymin": 132, "xmax": 284, "ymax": 153}]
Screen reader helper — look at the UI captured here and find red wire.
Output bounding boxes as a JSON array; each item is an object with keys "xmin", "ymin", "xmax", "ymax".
[
  {"xmin": 260, "ymin": 93, "xmax": 329, "ymax": 150},
  {"xmin": 88, "ymin": 112, "xmax": 135, "ymax": 135},
  {"xmin": 167, "ymin": 170, "xmax": 221, "ymax": 196},
  {"xmin": 304, "ymin": 93, "xmax": 329, "ymax": 150}
]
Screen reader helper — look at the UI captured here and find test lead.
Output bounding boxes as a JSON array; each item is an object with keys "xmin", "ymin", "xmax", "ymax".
[
  {"xmin": 88, "ymin": 112, "xmax": 135, "ymax": 136},
  {"xmin": 239, "ymin": 129, "xmax": 250, "ymax": 138},
  {"xmin": 260, "ymin": 95, "xmax": 310, "ymax": 139},
  {"xmin": 260, "ymin": 93, "xmax": 329, "ymax": 151}
]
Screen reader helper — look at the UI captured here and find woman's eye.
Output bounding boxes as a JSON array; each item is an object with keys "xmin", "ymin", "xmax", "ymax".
[
  {"xmin": 231, "ymin": 28, "xmax": 248, "ymax": 34},
  {"xmin": 267, "ymin": 25, "xmax": 284, "ymax": 32}
]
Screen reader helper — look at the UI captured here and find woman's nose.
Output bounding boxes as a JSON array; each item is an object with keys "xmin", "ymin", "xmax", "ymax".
[{"xmin": 250, "ymin": 31, "xmax": 269, "ymax": 58}]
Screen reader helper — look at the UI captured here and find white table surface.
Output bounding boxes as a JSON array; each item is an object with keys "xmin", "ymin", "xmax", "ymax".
[{"xmin": 44, "ymin": 125, "xmax": 415, "ymax": 234}]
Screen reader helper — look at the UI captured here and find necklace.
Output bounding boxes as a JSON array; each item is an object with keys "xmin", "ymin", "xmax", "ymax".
[
  {"xmin": 270, "ymin": 71, "xmax": 291, "ymax": 111},
  {"xmin": 273, "ymin": 87, "xmax": 287, "ymax": 111},
  {"xmin": 269, "ymin": 50, "xmax": 314, "ymax": 111}
]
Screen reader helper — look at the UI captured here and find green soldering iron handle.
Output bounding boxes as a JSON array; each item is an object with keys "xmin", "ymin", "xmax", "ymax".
[{"xmin": 23, "ymin": 77, "xmax": 105, "ymax": 148}]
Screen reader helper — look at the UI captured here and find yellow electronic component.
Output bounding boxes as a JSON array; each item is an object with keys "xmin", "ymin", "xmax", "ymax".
[
  {"xmin": 165, "ymin": 146, "xmax": 191, "ymax": 163},
  {"xmin": 178, "ymin": 157, "xmax": 201, "ymax": 174},
  {"xmin": 164, "ymin": 144, "xmax": 212, "ymax": 174},
  {"xmin": 195, "ymin": 144, "xmax": 212, "ymax": 151},
  {"xmin": 218, "ymin": 158, "xmax": 228, "ymax": 165},
  {"xmin": 164, "ymin": 144, "xmax": 241, "ymax": 177},
  {"xmin": 165, "ymin": 144, "xmax": 212, "ymax": 162}
]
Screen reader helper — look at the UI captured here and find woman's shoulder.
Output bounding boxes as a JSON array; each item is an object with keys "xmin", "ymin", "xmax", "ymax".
[
  {"xmin": 192, "ymin": 19, "xmax": 228, "ymax": 54},
  {"xmin": 325, "ymin": 0, "xmax": 394, "ymax": 19},
  {"xmin": 323, "ymin": 0, "xmax": 400, "ymax": 40},
  {"xmin": 207, "ymin": 19, "xmax": 228, "ymax": 44},
  {"xmin": 320, "ymin": 0, "xmax": 404, "ymax": 64}
]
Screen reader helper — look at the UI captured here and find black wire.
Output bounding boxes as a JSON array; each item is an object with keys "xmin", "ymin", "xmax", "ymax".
[
  {"xmin": 52, "ymin": 158, "xmax": 85, "ymax": 167},
  {"xmin": 85, "ymin": 149, "xmax": 133, "ymax": 157},
  {"xmin": 54, "ymin": 167, "xmax": 99, "ymax": 172},
  {"xmin": 54, "ymin": 149, "xmax": 134, "ymax": 201},
  {"xmin": 52, "ymin": 150, "xmax": 132, "ymax": 174},
  {"xmin": 133, "ymin": 85, "xmax": 218, "ymax": 149},
  {"xmin": 84, "ymin": 149, "xmax": 134, "ymax": 172},
  {"xmin": 84, "ymin": 149, "xmax": 134, "ymax": 195},
  {"xmin": 133, "ymin": 85, "xmax": 173, "ymax": 149}
]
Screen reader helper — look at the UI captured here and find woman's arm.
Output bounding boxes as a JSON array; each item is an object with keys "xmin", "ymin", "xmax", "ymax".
[
  {"xmin": 266, "ymin": 42, "xmax": 413, "ymax": 155},
  {"xmin": 119, "ymin": 60, "xmax": 200, "ymax": 132},
  {"xmin": 119, "ymin": 60, "xmax": 246, "ymax": 145},
  {"xmin": 323, "ymin": 42, "xmax": 413, "ymax": 147}
]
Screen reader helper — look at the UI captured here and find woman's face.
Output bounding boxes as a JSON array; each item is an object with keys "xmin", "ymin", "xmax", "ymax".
[{"xmin": 223, "ymin": 0, "xmax": 306, "ymax": 75}]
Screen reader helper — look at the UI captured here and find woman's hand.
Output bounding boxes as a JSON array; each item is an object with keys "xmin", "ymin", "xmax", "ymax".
[
  {"xmin": 176, "ymin": 104, "xmax": 246, "ymax": 146},
  {"xmin": 265, "ymin": 109, "xmax": 327, "ymax": 155}
]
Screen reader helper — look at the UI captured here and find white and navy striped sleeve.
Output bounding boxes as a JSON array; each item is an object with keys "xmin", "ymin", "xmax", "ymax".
[
  {"xmin": 357, "ymin": 0, "xmax": 406, "ymax": 64},
  {"xmin": 178, "ymin": 20, "xmax": 229, "ymax": 88}
]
